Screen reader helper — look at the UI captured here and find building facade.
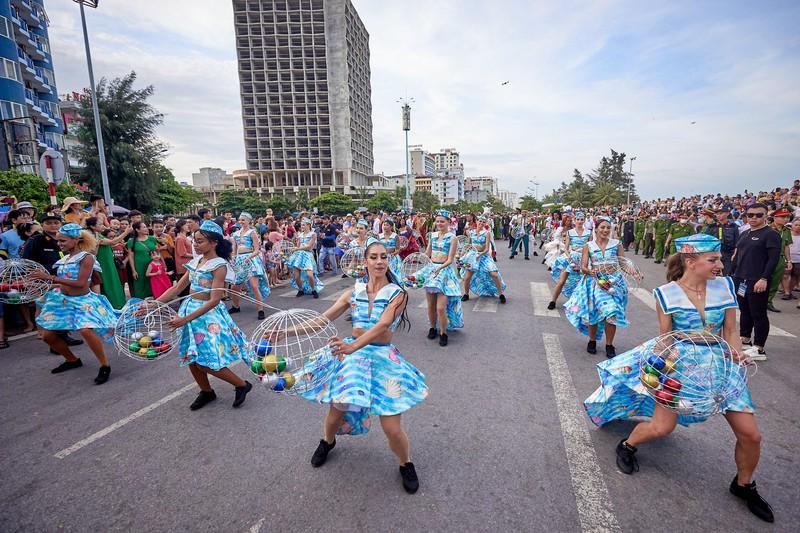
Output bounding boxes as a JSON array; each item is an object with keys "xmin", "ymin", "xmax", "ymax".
[
  {"xmin": 58, "ymin": 91, "xmax": 84, "ymax": 181},
  {"xmin": 233, "ymin": 0, "xmax": 384, "ymax": 200},
  {"xmin": 409, "ymin": 144, "xmax": 434, "ymax": 178},
  {"xmin": 498, "ymin": 189, "xmax": 518, "ymax": 209},
  {"xmin": 465, "ymin": 176, "xmax": 497, "ymax": 196},
  {"xmin": 0, "ymin": 0, "xmax": 61, "ymax": 174},
  {"xmin": 432, "ymin": 147, "xmax": 459, "ymax": 171}
]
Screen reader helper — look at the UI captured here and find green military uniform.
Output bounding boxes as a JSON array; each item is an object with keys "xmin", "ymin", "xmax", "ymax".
[
  {"xmin": 643, "ymin": 219, "xmax": 656, "ymax": 257},
  {"xmin": 767, "ymin": 224, "xmax": 792, "ymax": 306},
  {"xmin": 667, "ymin": 223, "xmax": 695, "ymax": 255},
  {"xmin": 653, "ymin": 217, "xmax": 670, "ymax": 262},
  {"xmin": 633, "ymin": 218, "xmax": 646, "ymax": 254}
]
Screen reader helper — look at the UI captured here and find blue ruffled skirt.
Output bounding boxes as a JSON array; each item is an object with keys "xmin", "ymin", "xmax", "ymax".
[
  {"xmin": 36, "ymin": 289, "xmax": 117, "ymax": 343},
  {"xmin": 564, "ymin": 275, "xmax": 628, "ymax": 339},
  {"xmin": 550, "ymin": 251, "xmax": 582, "ymax": 299},
  {"xmin": 177, "ymin": 298, "xmax": 250, "ymax": 370},
  {"xmin": 461, "ymin": 250, "xmax": 506, "ymax": 297},
  {"xmin": 417, "ymin": 263, "xmax": 463, "ymax": 330},
  {"xmin": 235, "ymin": 253, "xmax": 270, "ymax": 300},
  {"xmin": 300, "ymin": 339, "xmax": 428, "ymax": 435},
  {"xmin": 287, "ymin": 250, "xmax": 324, "ymax": 294}
]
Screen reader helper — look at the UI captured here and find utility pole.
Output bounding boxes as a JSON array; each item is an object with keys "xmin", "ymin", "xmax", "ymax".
[
  {"xmin": 397, "ymin": 97, "xmax": 414, "ymax": 210},
  {"xmin": 626, "ymin": 156, "xmax": 637, "ymax": 206}
]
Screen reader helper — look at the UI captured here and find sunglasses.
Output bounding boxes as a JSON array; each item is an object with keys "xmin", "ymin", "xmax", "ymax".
[{"xmin": 745, "ymin": 212, "xmax": 765, "ymax": 218}]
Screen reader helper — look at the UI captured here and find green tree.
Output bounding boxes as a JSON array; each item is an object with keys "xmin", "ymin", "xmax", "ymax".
[
  {"xmin": 309, "ymin": 192, "xmax": 356, "ymax": 215},
  {"xmin": 592, "ymin": 181, "xmax": 621, "ymax": 206},
  {"xmin": 267, "ymin": 195, "xmax": 292, "ymax": 216},
  {"xmin": 367, "ymin": 191, "xmax": 399, "ymax": 212},
  {"xmin": 154, "ymin": 165, "xmax": 203, "ymax": 215},
  {"xmin": 0, "ymin": 170, "xmax": 85, "ymax": 214},
  {"xmin": 411, "ymin": 190, "xmax": 439, "ymax": 213},
  {"xmin": 216, "ymin": 190, "xmax": 268, "ymax": 215},
  {"xmin": 519, "ymin": 195, "xmax": 541, "ymax": 211},
  {"xmin": 294, "ymin": 189, "xmax": 310, "ymax": 211},
  {"xmin": 76, "ymin": 71, "xmax": 168, "ymax": 212}
]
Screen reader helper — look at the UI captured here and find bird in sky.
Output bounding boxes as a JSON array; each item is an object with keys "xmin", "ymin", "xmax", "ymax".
[
  {"xmin": 501, "ymin": 81, "xmax": 510, "ymax": 85},
  {"xmin": 691, "ymin": 121, "xmax": 696, "ymax": 124}
]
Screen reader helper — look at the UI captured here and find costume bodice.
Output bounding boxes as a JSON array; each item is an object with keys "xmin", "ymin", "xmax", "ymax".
[
  {"xmin": 430, "ymin": 232, "xmax": 455, "ymax": 255},
  {"xmin": 350, "ymin": 282, "xmax": 404, "ymax": 331},
  {"xmin": 587, "ymin": 239, "xmax": 620, "ymax": 265},
  {"xmin": 55, "ymin": 251, "xmax": 101, "ymax": 282},
  {"xmin": 233, "ymin": 228, "xmax": 255, "ymax": 250},
  {"xmin": 298, "ymin": 231, "xmax": 314, "ymax": 246},
  {"xmin": 350, "ymin": 237, "xmax": 368, "ymax": 249},
  {"xmin": 185, "ymin": 257, "xmax": 231, "ymax": 294},
  {"xmin": 379, "ymin": 232, "xmax": 397, "ymax": 249},
  {"xmin": 469, "ymin": 229, "xmax": 489, "ymax": 248},
  {"xmin": 653, "ymin": 277, "xmax": 737, "ymax": 334},
  {"xmin": 568, "ymin": 229, "xmax": 590, "ymax": 250}
]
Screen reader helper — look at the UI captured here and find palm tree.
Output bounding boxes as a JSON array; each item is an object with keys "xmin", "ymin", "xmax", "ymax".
[
  {"xmin": 592, "ymin": 181, "xmax": 621, "ymax": 206},
  {"xmin": 564, "ymin": 184, "xmax": 591, "ymax": 207}
]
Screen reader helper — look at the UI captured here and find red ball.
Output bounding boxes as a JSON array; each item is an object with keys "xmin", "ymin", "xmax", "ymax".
[
  {"xmin": 662, "ymin": 377, "xmax": 682, "ymax": 393},
  {"xmin": 0, "ymin": 283, "xmax": 9, "ymax": 291},
  {"xmin": 655, "ymin": 390, "xmax": 674, "ymax": 405}
]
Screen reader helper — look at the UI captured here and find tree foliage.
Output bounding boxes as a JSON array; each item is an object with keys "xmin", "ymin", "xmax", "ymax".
[
  {"xmin": 0, "ymin": 170, "xmax": 85, "ymax": 214},
  {"xmin": 267, "ymin": 195, "xmax": 293, "ymax": 216},
  {"xmin": 519, "ymin": 195, "xmax": 542, "ymax": 211},
  {"xmin": 366, "ymin": 191, "xmax": 399, "ymax": 212},
  {"xmin": 309, "ymin": 192, "xmax": 356, "ymax": 215},
  {"xmin": 76, "ymin": 71, "xmax": 168, "ymax": 212},
  {"xmin": 154, "ymin": 165, "xmax": 203, "ymax": 215},
  {"xmin": 411, "ymin": 190, "xmax": 439, "ymax": 213},
  {"xmin": 544, "ymin": 150, "xmax": 637, "ymax": 207},
  {"xmin": 215, "ymin": 190, "xmax": 269, "ymax": 215}
]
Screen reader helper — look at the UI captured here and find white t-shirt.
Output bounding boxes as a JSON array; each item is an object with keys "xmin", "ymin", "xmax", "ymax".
[{"xmin": 790, "ymin": 234, "xmax": 800, "ymax": 263}]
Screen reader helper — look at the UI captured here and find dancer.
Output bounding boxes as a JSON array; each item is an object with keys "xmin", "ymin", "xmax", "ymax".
[
  {"xmin": 378, "ymin": 217, "xmax": 404, "ymax": 281},
  {"xmin": 287, "ymin": 217, "xmax": 323, "ymax": 298},
  {"xmin": 155, "ymin": 220, "xmax": 253, "ymax": 410},
  {"xmin": 423, "ymin": 210, "xmax": 463, "ymax": 346},
  {"xmin": 229, "ymin": 212, "xmax": 269, "ymax": 319},
  {"xmin": 564, "ymin": 217, "xmax": 629, "ymax": 358},
  {"xmin": 584, "ymin": 234, "xmax": 773, "ymax": 523},
  {"xmin": 461, "ymin": 215, "xmax": 506, "ymax": 303},
  {"xmin": 548, "ymin": 212, "xmax": 592, "ymax": 309},
  {"xmin": 31, "ymin": 223, "xmax": 115, "ymax": 384},
  {"xmin": 300, "ymin": 238, "xmax": 427, "ymax": 494}
]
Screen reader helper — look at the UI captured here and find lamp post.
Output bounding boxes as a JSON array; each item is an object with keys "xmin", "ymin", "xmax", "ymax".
[
  {"xmin": 626, "ymin": 156, "xmax": 637, "ymax": 206},
  {"xmin": 74, "ymin": 0, "xmax": 111, "ymax": 206},
  {"xmin": 529, "ymin": 178, "xmax": 540, "ymax": 199},
  {"xmin": 397, "ymin": 97, "xmax": 414, "ymax": 210}
]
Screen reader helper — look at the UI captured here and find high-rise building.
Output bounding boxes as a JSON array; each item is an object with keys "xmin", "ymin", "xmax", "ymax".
[
  {"xmin": 498, "ymin": 189, "xmax": 518, "ymax": 209},
  {"xmin": 432, "ymin": 147, "xmax": 459, "ymax": 171},
  {"xmin": 465, "ymin": 176, "xmax": 498, "ymax": 196},
  {"xmin": 233, "ymin": 0, "xmax": 381, "ymax": 199},
  {"xmin": 58, "ymin": 91, "xmax": 85, "ymax": 181},
  {"xmin": 409, "ymin": 144, "xmax": 434, "ymax": 178},
  {"xmin": 0, "ymin": 0, "xmax": 62, "ymax": 174}
]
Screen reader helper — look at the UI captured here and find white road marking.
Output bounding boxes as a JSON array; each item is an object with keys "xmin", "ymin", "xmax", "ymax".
[
  {"xmin": 278, "ymin": 274, "xmax": 347, "ymax": 297},
  {"xmin": 472, "ymin": 297, "xmax": 498, "ymax": 313},
  {"xmin": 530, "ymin": 282, "xmax": 560, "ymax": 317},
  {"xmin": 54, "ymin": 383, "xmax": 196, "ymax": 459},
  {"xmin": 323, "ymin": 289, "xmax": 348, "ymax": 301},
  {"xmin": 542, "ymin": 333, "xmax": 621, "ymax": 533},
  {"xmin": 7, "ymin": 330, "xmax": 38, "ymax": 341},
  {"xmin": 248, "ymin": 517, "xmax": 265, "ymax": 533}
]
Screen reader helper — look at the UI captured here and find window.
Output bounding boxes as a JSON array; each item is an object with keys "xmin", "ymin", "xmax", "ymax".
[
  {"xmin": 0, "ymin": 58, "xmax": 21, "ymax": 83},
  {"xmin": 0, "ymin": 100, "xmax": 26, "ymax": 120},
  {"xmin": 0, "ymin": 16, "xmax": 9, "ymax": 39}
]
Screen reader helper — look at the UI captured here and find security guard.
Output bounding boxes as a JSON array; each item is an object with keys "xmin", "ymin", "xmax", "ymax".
[
  {"xmin": 643, "ymin": 214, "xmax": 656, "ymax": 258},
  {"xmin": 653, "ymin": 211, "xmax": 671, "ymax": 263},
  {"xmin": 665, "ymin": 212, "xmax": 695, "ymax": 255},
  {"xmin": 633, "ymin": 212, "xmax": 646, "ymax": 255},
  {"xmin": 701, "ymin": 207, "xmax": 739, "ymax": 276}
]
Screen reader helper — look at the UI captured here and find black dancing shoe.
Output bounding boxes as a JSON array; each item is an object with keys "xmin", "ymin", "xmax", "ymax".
[
  {"xmin": 312, "ymin": 290, "xmax": 319, "ymax": 299},
  {"xmin": 341, "ymin": 273, "xmax": 348, "ymax": 279},
  {"xmin": 439, "ymin": 333, "xmax": 448, "ymax": 347},
  {"xmin": 615, "ymin": 439, "xmax": 639, "ymax": 475},
  {"xmin": 509, "ymin": 255, "xmax": 514, "ymax": 260},
  {"xmin": 427, "ymin": 328, "xmax": 438, "ymax": 340},
  {"xmin": 461, "ymin": 294, "xmax": 469, "ymax": 302},
  {"xmin": 499, "ymin": 294, "xmax": 506, "ymax": 304},
  {"xmin": 311, "ymin": 438, "xmax": 336, "ymax": 467},
  {"xmin": 605, "ymin": 345, "xmax": 616, "ymax": 358},
  {"xmin": 587, "ymin": 340, "xmax": 597, "ymax": 354},
  {"xmin": 296, "ymin": 290, "xmax": 304, "ymax": 297},
  {"xmin": 524, "ymin": 256, "xmax": 530, "ymax": 260},
  {"xmin": 729, "ymin": 476, "xmax": 774, "ymax": 523},
  {"xmin": 399, "ymin": 462, "xmax": 419, "ymax": 494},
  {"xmin": 228, "ymin": 306, "xmax": 241, "ymax": 314},
  {"xmin": 232, "ymin": 381, "xmax": 252, "ymax": 408},
  {"xmin": 94, "ymin": 365, "xmax": 111, "ymax": 385},
  {"xmin": 547, "ymin": 301, "xmax": 556, "ymax": 310},
  {"xmin": 189, "ymin": 390, "xmax": 217, "ymax": 411},
  {"xmin": 51, "ymin": 359, "xmax": 82, "ymax": 374},
  {"xmin": 533, "ymin": 251, "xmax": 538, "ymax": 256},
  {"xmin": 61, "ymin": 334, "xmax": 84, "ymax": 347},
  {"xmin": 257, "ymin": 310, "xmax": 265, "ymax": 320}
]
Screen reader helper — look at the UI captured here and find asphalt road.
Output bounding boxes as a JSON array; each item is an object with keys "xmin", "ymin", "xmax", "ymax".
[{"xmin": 1, "ymin": 242, "xmax": 798, "ymax": 533}]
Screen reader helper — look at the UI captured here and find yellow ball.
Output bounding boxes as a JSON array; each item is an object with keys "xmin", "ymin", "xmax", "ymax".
[
  {"xmin": 281, "ymin": 372, "xmax": 296, "ymax": 389},
  {"xmin": 640, "ymin": 373, "xmax": 660, "ymax": 389},
  {"xmin": 138, "ymin": 347, "xmax": 149, "ymax": 355},
  {"xmin": 664, "ymin": 359, "xmax": 677, "ymax": 373},
  {"xmin": 263, "ymin": 355, "xmax": 278, "ymax": 373},
  {"xmin": 139, "ymin": 336, "xmax": 153, "ymax": 348}
]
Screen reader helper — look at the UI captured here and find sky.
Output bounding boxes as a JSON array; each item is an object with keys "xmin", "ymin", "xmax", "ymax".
[{"xmin": 46, "ymin": 0, "xmax": 800, "ymax": 199}]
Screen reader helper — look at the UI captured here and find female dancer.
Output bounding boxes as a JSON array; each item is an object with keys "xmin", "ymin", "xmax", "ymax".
[
  {"xmin": 423, "ymin": 210, "xmax": 463, "ymax": 346},
  {"xmin": 564, "ymin": 217, "xmax": 628, "ymax": 358},
  {"xmin": 548, "ymin": 212, "xmax": 592, "ymax": 310},
  {"xmin": 584, "ymin": 234, "xmax": 773, "ymax": 523},
  {"xmin": 378, "ymin": 217, "xmax": 404, "ymax": 281},
  {"xmin": 32, "ymin": 224, "xmax": 115, "ymax": 384},
  {"xmin": 156, "ymin": 221, "xmax": 253, "ymax": 410},
  {"xmin": 301, "ymin": 238, "xmax": 427, "ymax": 494},
  {"xmin": 287, "ymin": 217, "xmax": 323, "ymax": 298},
  {"xmin": 229, "ymin": 212, "xmax": 269, "ymax": 319},
  {"xmin": 461, "ymin": 215, "xmax": 506, "ymax": 303}
]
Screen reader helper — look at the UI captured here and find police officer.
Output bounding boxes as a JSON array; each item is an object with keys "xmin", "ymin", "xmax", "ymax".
[
  {"xmin": 702, "ymin": 207, "xmax": 739, "ymax": 276},
  {"xmin": 643, "ymin": 214, "xmax": 656, "ymax": 258},
  {"xmin": 766, "ymin": 208, "xmax": 793, "ymax": 312},
  {"xmin": 665, "ymin": 212, "xmax": 695, "ymax": 255},
  {"xmin": 633, "ymin": 212, "xmax": 646, "ymax": 255},
  {"xmin": 653, "ymin": 211, "xmax": 670, "ymax": 263}
]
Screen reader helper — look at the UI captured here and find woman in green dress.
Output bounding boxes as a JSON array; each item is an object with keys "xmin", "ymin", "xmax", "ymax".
[
  {"xmin": 126, "ymin": 221, "xmax": 157, "ymax": 298},
  {"xmin": 87, "ymin": 217, "xmax": 131, "ymax": 308}
]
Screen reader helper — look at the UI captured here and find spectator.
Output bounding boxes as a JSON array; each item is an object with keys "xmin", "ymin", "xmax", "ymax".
[
  {"xmin": 152, "ymin": 218, "xmax": 175, "ymax": 278},
  {"xmin": 88, "ymin": 216, "xmax": 130, "ymax": 309},
  {"xmin": 128, "ymin": 210, "xmax": 143, "ymax": 224},
  {"xmin": 126, "ymin": 221, "xmax": 158, "ymax": 298},
  {"xmin": 317, "ymin": 215, "xmax": 339, "ymax": 276},
  {"xmin": 767, "ymin": 208, "xmax": 793, "ymax": 310},
  {"xmin": 788, "ymin": 218, "xmax": 800, "ymax": 305},
  {"xmin": 732, "ymin": 203, "xmax": 781, "ymax": 360},
  {"xmin": 0, "ymin": 209, "xmax": 33, "ymax": 259},
  {"xmin": 197, "ymin": 208, "xmax": 212, "ymax": 221},
  {"xmin": 701, "ymin": 207, "xmax": 739, "ymax": 276},
  {"xmin": 61, "ymin": 197, "xmax": 89, "ymax": 226}
]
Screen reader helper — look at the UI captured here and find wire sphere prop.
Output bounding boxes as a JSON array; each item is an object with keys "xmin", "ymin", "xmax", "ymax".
[
  {"xmin": 401, "ymin": 252, "xmax": 432, "ymax": 288},
  {"xmin": 0, "ymin": 259, "xmax": 51, "ymax": 304},
  {"xmin": 396, "ymin": 235, "xmax": 409, "ymax": 251},
  {"xmin": 335, "ymin": 233, "xmax": 352, "ymax": 248},
  {"xmin": 114, "ymin": 299, "xmax": 180, "ymax": 361},
  {"xmin": 455, "ymin": 235, "xmax": 469, "ymax": 256},
  {"xmin": 245, "ymin": 309, "xmax": 338, "ymax": 394},
  {"xmin": 511, "ymin": 225, "xmax": 526, "ymax": 239},
  {"xmin": 637, "ymin": 330, "xmax": 752, "ymax": 417},
  {"xmin": 277, "ymin": 240, "xmax": 296, "ymax": 261},
  {"xmin": 230, "ymin": 255, "xmax": 251, "ymax": 285},
  {"xmin": 592, "ymin": 261, "xmax": 631, "ymax": 294},
  {"xmin": 341, "ymin": 246, "xmax": 367, "ymax": 279}
]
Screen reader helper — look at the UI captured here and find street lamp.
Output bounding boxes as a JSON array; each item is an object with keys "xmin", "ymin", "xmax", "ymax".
[
  {"xmin": 73, "ymin": 0, "xmax": 111, "ymax": 206},
  {"xmin": 626, "ymin": 156, "xmax": 637, "ymax": 206},
  {"xmin": 397, "ymin": 97, "xmax": 414, "ymax": 211},
  {"xmin": 529, "ymin": 178, "xmax": 540, "ymax": 199}
]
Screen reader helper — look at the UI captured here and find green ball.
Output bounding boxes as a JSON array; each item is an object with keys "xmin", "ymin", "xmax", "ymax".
[
  {"xmin": 644, "ymin": 364, "xmax": 660, "ymax": 376},
  {"xmin": 250, "ymin": 359, "xmax": 264, "ymax": 374},
  {"xmin": 146, "ymin": 350, "xmax": 158, "ymax": 359},
  {"xmin": 129, "ymin": 342, "xmax": 140, "ymax": 352}
]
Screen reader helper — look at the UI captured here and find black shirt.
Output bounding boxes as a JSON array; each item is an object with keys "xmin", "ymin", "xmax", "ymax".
[
  {"xmin": 733, "ymin": 226, "xmax": 781, "ymax": 281},
  {"xmin": 22, "ymin": 233, "xmax": 62, "ymax": 274},
  {"xmin": 701, "ymin": 222, "xmax": 739, "ymax": 253},
  {"xmin": 320, "ymin": 223, "xmax": 339, "ymax": 247}
]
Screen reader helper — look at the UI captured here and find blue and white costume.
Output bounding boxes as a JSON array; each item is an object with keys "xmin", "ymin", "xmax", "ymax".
[
  {"xmin": 461, "ymin": 228, "xmax": 506, "ymax": 297},
  {"xmin": 418, "ymin": 231, "xmax": 463, "ymax": 330},
  {"xmin": 301, "ymin": 282, "xmax": 428, "ymax": 435},
  {"xmin": 36, "ymin": 251, "xmax": 117, "ymax": 343},
  {"xmin": 584, "ymin": 277, "xmax": 754, "ymax": 426},
  {"xmin": 378, "ymin": 232, "xmax": 404, "ymax": 281},
  {"xmin": 232, "ymin": 227, "xmax": 270, "ymax": 299},
  {"xmin": 551, "ymin": 228, "xmax": 592, "ymax": 299},
  {"xmin": 287, "ymin": 230, "xmax": 324, "ymax": 294},
  {"xmin": 178, "ymin": 257, "xmax": 251, "ymax": 370},
  {"xmin": 564, "ymin": 239, "xmax": 629, "ymax": 339}
]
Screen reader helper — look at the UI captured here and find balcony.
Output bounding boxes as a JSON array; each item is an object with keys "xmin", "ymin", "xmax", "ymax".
[{"xmin": 13, "ymin": 0, "xmax": 42, "ymax": 28}]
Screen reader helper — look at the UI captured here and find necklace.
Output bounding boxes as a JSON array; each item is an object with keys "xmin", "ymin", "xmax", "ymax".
[{"xmin": 678, "ymin": 280, "xmax": 705, "ymax": 299}]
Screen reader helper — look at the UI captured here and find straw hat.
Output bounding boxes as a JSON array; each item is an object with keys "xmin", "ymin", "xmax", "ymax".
[{"xmin": 61, "ymin": 196, "xmax": 87, "ymax": 212}]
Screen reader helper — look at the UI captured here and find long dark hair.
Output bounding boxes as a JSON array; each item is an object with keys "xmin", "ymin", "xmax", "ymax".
[
  {"xmin": 365, "ymin": 240, "xmax": 410, "ymax": 331},
  {"xmin": 197, "ymin": 229, "xmax": 233, "ymax": 261}
]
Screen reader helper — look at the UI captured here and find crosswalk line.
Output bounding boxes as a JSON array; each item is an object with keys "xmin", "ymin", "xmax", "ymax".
[
  {"xmin": 277, "ymin": 274, "xmax": 348, "ymax": 297},
  {"xmin": 472, "ymin": 297, "xmax": 499, "ymax": 313},
  {"xmin": 530, "ymin": 282, "xmax": 559, "ymax": 317},
  {"xmin": 323, "ymin": 289, "xmax": 348, "ymax": 301}
]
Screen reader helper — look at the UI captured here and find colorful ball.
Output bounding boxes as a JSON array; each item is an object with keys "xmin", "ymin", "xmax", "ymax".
[
  {"xmin": 151, "ymin": 338, "xmax": 164, "ymax": 347},
  {"xmin": 643, "ymin": 364, "xmax": 660, "ymax": 376},
  {"xmin": 146, "ymin": 349, "xmax": 157, "ymax": 359},
  {"xmin": 250, "ymin": 359, "xmax": 265, "ymax": 375},
  {"xmin": 147, "ymin": 330, "xmax": 159, "ymax": 338},
  {"xmin": 138, "ymin": 347, "xmax": 149, "ymax": 355},
  {"xmin": 272, "ymin": 377, "xmax": 287, "ymax": 392},
  {"xmin": 663, "ymin": 359, "xmax": 677, "ymax": 373},
  {"xmin": 131, "ymin": 332, "xmax": 143, "ymax": 341},
  {"xmin": 281, "ymin": 372, "xmax": 296, "ymax": 389},
  {"xmin": 262, "ymin": 355, "xmax": 286, "ymax": 373},
  {"xmin": 256, "ymin": 339, "xmax": 272, "ymax": 357},
  {"xmin": 138, "ymin": 336, "xmax": 153, "ymax": 348},
  {"xmin": 640, "ymin": 373, "xmax": 660, "ymax": 389},
  {"xmin": 647, "ymin": 355, "xmax": 666, "ymax": 371},
  {"xmin": 128, "ymin": 342, "xmax": 140, "ymax": 352}
]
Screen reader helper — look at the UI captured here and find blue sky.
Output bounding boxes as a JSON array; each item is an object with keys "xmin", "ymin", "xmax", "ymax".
[{"xmin": 45, "ymin": 0, "xmax": 799, "ymax": 199}]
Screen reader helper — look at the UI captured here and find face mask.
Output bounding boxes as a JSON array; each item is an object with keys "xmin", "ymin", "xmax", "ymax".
[
  {"xmin": 679, "ymin": 219, "xmax": 688, "ymax": 224},
  {"xmin": 660, "ymin": 214, "xmax": 667, "ymax": 219}
]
